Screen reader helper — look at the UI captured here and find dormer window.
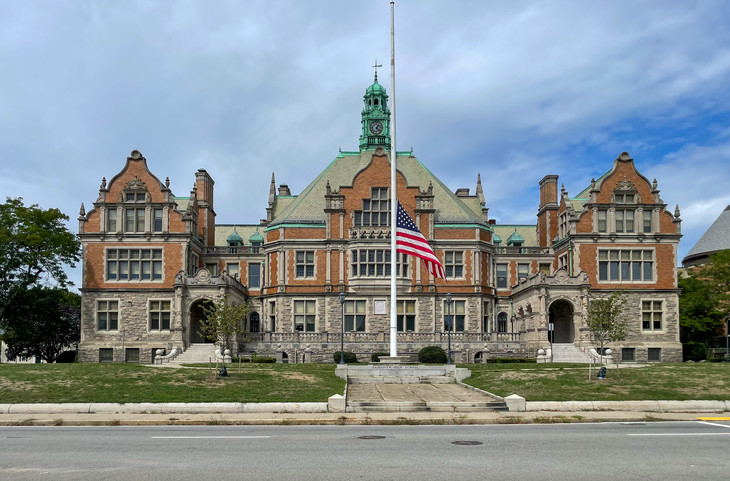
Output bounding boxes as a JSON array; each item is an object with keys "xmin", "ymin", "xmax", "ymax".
[
  {"xmin": 125, "ymin": 192, "xmax": 146, "ymax": 202},
  {"xmin": 615, "ymin": 193, "xmax": 635, "ymax": 204}
]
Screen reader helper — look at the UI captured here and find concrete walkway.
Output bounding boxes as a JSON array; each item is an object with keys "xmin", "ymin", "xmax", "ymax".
[{"xmin": 347, "ymin": 383, "xmax": 496, "ymax": 403}]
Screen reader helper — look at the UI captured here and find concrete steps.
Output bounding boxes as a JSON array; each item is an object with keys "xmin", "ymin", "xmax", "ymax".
[
  {"xmin": 348, "ymin": 375, "xmax": 453, "ymax": 384},
  {"xmin": 551, "ymin": 343, "xmax": 594, "ymax": 363},
  {"xmin": 171, "ymin": 343, "xmax": 216, "ymax": 364},
  {"xmin": 347, "ymin": 401, "xmax": 508, "ymax": 413}
]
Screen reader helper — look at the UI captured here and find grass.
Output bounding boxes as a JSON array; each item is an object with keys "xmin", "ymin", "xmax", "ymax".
[
  {"xmin": 0, "ymin": 363, "xmax": 344, "ymax": 404},
  {"xmin": 464, "ymin": 362, "xmax": 730, "ymax": 401}
]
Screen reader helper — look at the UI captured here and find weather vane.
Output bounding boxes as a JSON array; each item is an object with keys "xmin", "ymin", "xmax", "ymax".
[{"xmin": 372, "ymin": 59, "xmax": 382, "ymax": 81}]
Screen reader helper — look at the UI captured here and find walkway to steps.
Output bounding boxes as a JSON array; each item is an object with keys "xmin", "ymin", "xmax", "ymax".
[{"xmin": 346, "ymin": 382, "xmax": 507, "ymax": 412}]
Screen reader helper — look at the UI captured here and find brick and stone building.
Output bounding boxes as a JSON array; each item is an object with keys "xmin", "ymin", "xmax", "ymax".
[{"xmin": 77, "ymin": 74, "xmax": 683, "ymax": 363}]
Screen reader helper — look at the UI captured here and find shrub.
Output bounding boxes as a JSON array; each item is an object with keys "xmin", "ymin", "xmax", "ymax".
[
  {"xmin": 682, "ymin": 342, "xmax": 707, "ymax": 362},
  {"xmin": 333, "ymin": 351, "xmax": 358, "ymax": 363},
  {"xmin": 253, "ymin": 356, "xmax": 276, "ymax": 363},
  {"xmin": 56, "ymin": 350, "xmax": 77, "ymax": 363},
  {"xmin": 486, "ymin": 358, "xmax": 537, "ymax": 364},
  {"xmin": 371, "ymin": 352, "xmax": 389, "ymax": 362},
  {"xmin": 418, "ymin": 346, "xmax": 448, "ymax": 363}
]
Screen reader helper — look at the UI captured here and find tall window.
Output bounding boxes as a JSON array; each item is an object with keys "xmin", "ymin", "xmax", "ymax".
[
  {"xmin": 226, "ymin": 263, "xmax": 239, "ymax": 280},
  {"xmin": 269, "ymin": 302, "xmax": 276, "ymax": 332},
  {"xmin": 106, "ymin": 248, "xmax": 163, "ymax": 281},
  {"xmin": 97, "ymin": 300, "xmax": 119, "ymax": 331},
  {"xmin": 153, "ymin": 208, "xmax": 163, "ymax": 232},
  {"xmin": 107, "ymin": 209, "xmax": 117, "ymax": 232},
  {"xmin": 249, "ymin": 312, "xmax": 260, "ymax": 333},
  {"xmin": 497, "ymin": 312, "xmax": 508, "ymax": 333},
  {"xmin": 496, "ymin": 263, "xmax": 508, "ymax": 289},
  {"xmin": 206, "ymin": 263, "xmax": 218, "ymax": 275},
  {"xmin": 397, "ymin": 300, "xmax": 416, "ymax": 332},
  {"xmin": 517, "ymin": 263, "xmax": 529, "ymax": 280},
  {"xmin": 642, "ymin": 210, "xmax": 652, "ymax": 233},
  {"xmin": 482, "ymin": 301, "xmax": 490, "ymax": 332},
  {"xmin": 294, "ymin": 300, "xmax": 316, "ymax": 332},
  {"xmin": 354, "ymin": 187, "xmax": 390, "ymax": 226},
  {"xmin": 344, "ymin": 300, "xmax": 366, "ymax": 332},
  {"xmin": 615, "ymin": 210, "xmax": 634, "ymax": 233},
  {"xmin": 597, "ymin": 209, "xmax": 607, "ymax": 233},
  {"xmin": 295, "ymin": 251, "xmax": 315, "ymax": 278},
  {"xmin": 248, "ymin": 263, "xmax": 261, "ymax": 288},
  {"xmin": 149, "ymin": 300, "xmax": 171, "ymax": 330},
  {"xmin": 351, "ymin": 249, "xmax": 408, "ymax": 277},
  {"xmin": 598, "ymin": 249, "xmax": 654, "ymax": 282},
  {"xmin": 124, "ymin": 208, "xmax": 145, "ymax": 233},
  {"xmin": 444, "ymin": 251, "xmax": 464, "ymax": 278},
  {"xmin": 642, "ymin": 300, "xmax": 663, "ymax": 331},
  {"xmin": 444, "ymin": 300, "xmax": 465, "ymax": 332}
]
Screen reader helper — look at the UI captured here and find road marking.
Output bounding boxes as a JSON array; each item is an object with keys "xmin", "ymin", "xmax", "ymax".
[
  {"xmin": 151, "ymin": 436, "xmax": 271, "ymax": 439},
  {"xmin": 697, "ymin": 421, "xmax": 730, "ymax": 429},
  {"xmin": 697, "ymin": 417, "xmax": 730, "ymax": 421},
  {"xmin": 627, "ymin": 433, "xmax": 730, "ymax": 436}
]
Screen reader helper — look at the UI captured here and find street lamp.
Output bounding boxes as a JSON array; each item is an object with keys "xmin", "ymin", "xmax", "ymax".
[
  {"xmin": 339, "ymin": 292, "xmax": 346, "ymax": 365},
  {"xmin": 445, "ymin": 293, "xmax": 453, "ymax": 365}
]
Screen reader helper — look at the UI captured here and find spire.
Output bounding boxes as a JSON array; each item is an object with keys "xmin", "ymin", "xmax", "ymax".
[
  {"xmin": 476, "ymin": 173, "xmax": 485, "ymax": 208},
  {"xmin": 359, "ymin": 68, "xmax": 391, "ymax": 151}
]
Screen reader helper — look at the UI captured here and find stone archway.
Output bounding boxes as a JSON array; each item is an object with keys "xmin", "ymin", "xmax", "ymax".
[
  {"xmin": 548, "ymin": 299, "xmax": 574, "ymax": 343},
  {"xmin": 189, "ymin": 299, "xmax": 215, "ymax": 344}
]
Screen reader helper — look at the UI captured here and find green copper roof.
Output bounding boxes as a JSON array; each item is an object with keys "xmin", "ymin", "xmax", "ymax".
[
  {"xmin": 493, "ymin": 225, "xmax": 537, "ymax": 247},
  {"xmin": 249, "ymin": 230, "xmax": 263, "ymax": 242},
  {"xmin": 507, "ymin": 230, "xmax": 525, "ymax": 245},
  {"xmin": 226, "ymin": 229, "xmax": 243, "ymax": 244},
  {"xmin": 365, "ymin": 79, "xmax": 387, "ymax": 96}
]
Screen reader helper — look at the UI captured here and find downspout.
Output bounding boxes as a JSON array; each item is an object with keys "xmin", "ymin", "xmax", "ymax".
[{"xmin": 568, "ymin": 239, "xmax": 573, "ymax": 276}]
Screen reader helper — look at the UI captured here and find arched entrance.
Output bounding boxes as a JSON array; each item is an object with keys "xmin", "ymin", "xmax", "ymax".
[
  {"xmin": 548, "ymin": 299, "xmax": 574, "ymax": 343},
  {"xmin": 249, "ymin": 312, "xmax": 260, "ymax": 333},
  {"xmin": 189, "ymin": 299, "xmax": 215, "ymax": 344}
]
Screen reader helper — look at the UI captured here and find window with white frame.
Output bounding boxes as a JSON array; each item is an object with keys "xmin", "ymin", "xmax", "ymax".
[
  {"xmin": 642, "ymin": 210, "xmax": 652, "ymax": 233},
  {"xmin": 149, "ymin": 300, "xmax": 171, "ymax": 330},
  {"xmin": 598, "ymin": 249, "xmax": 654, "ymax": 282},
  {"xmin": 295, "ymin": 251, "xmax": 315, "ymax": 278},
  {"xmin": 226, "ymin": 262, "xmax": 239, "ymax": 280},
  {"xmin": 444, "ymin": 300, "xmax": 465, "ymax": 332},
  {"xmin": 205, "ymin": 263, "xmax": 218, "ymax": 276},
  {"xmin": 397, "ymin": 300, "xmax": 416, "ymax": 332},
  {"xmin": 517, "ymin": 263, "xmax": 529, "ymax": 280},
  {"xmin": 344, "ymin": 300, "xmax": 366, "ymax": 332},
  {"xmin": 444, "ymin": 251, "xmax": 464, "ymax": 278},
  {"xmin": 614, "ymin": 193, "xmax": 635, "ymax": 204},
  {"xmin": 482, "ymin": 301, "xmax": 490, "ymax": 332},
  {"xmin": 248, "ymin": 263, "xmax": 261, "ymax": 288},
  {"xmin": 351, "ymin": 249, "xmax": 408, "ymax": 277},
  {"xmin": 124, "ymin": 207, "xmax": 145, "ymax": 233},
  {"xmin": 125, "ymin": 192, "xmax": 146, "ymax": 202},
  {"xmin": 106, "ymin": 248, "xmax": 163, "ymax": 281},
  {"xmin": 641, "ymin": 300, "xmax": 663, "ymax": 331},
  {"xmin": 615, "ymin": 209, "xmax": 634, "ymax": 233},
  {"xmin": 354, "ymin": 187, "xmax": 390, "ymax": 226},
  {"xmin": 97, "ymin": 300, "xmax": 119, "ymax": 331},
  {"xmin": 294, "ymin": 300, "xmax": 316, "ymax": 332},
  {"xmin": 153, "ymin": 208, "xmax": 163, "ymax": 232},
  {"xmin": 496, "ymin": 263, "xmax": 508, "ymax": 289},
  {"xmin": 107, "ymin": 209, "xmax": 118, "ymax": 233},
  {"xmin": 597, "ymin": 209, "xmax": 607, "ymax": 233}
]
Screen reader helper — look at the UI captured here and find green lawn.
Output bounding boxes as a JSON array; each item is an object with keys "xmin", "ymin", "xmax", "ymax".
[
  {"xmin": 0, "ymin": 363, "xmax": 344, "ymax": 404},
  {"xmin": 464, "ymin": 362, "xmax": 730, "ymax": 401}
]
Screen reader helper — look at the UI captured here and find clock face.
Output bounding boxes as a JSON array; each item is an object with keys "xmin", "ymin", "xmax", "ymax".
[{"xmin": 369, "ymin": 121, "xmax": 383, "ymax": 135}]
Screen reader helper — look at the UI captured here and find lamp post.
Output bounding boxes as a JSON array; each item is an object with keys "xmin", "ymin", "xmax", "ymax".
[
  {"xmin": 446, "ymin": 293, "xmax": 453, "ymax": 365},
  {"xmin": 339, "ymin": 292, "xmax": 346, "ymax": 365}
]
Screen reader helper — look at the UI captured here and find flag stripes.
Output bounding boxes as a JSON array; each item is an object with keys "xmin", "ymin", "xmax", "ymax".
[{"xmin": 395, "ymin": 201, "xmax": 445, "ymax": 279}]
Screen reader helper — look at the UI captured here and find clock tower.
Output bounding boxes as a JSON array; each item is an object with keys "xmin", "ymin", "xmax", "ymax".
[{"xmin": 359, "ymin": 62, "xmax": 391, "ymax": 151}]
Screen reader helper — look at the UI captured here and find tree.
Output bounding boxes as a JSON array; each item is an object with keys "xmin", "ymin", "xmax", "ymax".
[
  {"xmin": 0, "ymin": 197, "xmax": 81, "ymax": 319},
  {"xmin": 678, "ymin": 274, "xmax": 724, "ymax": 344},
  {"xmin": 2, "ymin": 287, "xmax": 80, "ymax": 363},
  {"xmin": 586, "ymin": 291, "xmax": 629, "ymax": 364},
  {"xmin": 198, "ymin": 297, "xmax": 250, "ymax": 358}
]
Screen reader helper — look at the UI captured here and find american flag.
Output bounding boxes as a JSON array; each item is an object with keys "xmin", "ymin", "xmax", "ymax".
[{"xmin": 396, "ymin": 201, "xmax": 445, "ymax": 279}]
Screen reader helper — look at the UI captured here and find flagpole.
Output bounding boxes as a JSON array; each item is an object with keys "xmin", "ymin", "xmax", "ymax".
[{"xmin": 389, "ymin": 0, "xmax": 398, "ymax": 358}]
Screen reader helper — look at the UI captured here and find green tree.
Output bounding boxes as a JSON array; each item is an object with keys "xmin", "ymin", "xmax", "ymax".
[
  {"xmin": 2, "ymin": 287, "xmax": 80, "ymax": 363},
  {"xmin": 678, "ymin": 274, "xmax": 724, "ymax": 344},
  {"xmin": 586, "ymin": 291, "xmax": 629, "ymax": 364},
  {"xmin": 199, "ymin": 296, "xmax": 250, "ymax": 359},
  {"xmin": 0, "ymin": 197, "xmax": 81, "ymax": 319}
]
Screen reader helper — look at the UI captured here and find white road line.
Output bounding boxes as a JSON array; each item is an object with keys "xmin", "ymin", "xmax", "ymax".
[
  {"xmin": 627, "ymin": 433, "xmax": 730, "ymax": 436},
  {"xmin": 697, "ymin": 421, "xmax": 730, "ymax": 429},
  {"xmin": 151, "ymin": 436, "xmax": 271, "ymax": 439}
]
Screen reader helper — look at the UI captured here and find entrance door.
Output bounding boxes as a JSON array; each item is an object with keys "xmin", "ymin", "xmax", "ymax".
[
  {"xmin": 189, "ymin": 300, "xmax": 214, "ymax": 344},
  {"xmin": 548, "ymin": 300, "xmax": 574, "ymax": 343}
]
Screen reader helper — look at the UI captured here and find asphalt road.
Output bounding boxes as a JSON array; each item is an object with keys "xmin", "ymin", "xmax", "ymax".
[{"xmin": 1, "ymin": 421, "xmax": 729, "ymax": 480}]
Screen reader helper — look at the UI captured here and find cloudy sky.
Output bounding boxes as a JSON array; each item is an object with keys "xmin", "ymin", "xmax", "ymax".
[{"xmin": 2, "ymin": 0, "xmax": 730, "ymax": 290}]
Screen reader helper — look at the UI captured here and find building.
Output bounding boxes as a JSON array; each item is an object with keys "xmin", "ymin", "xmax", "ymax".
[
  {"xmin": 682, "ymin": 205, "xmax": 730, "ymax": 267},
  {"xmin": 77, "ymin": 74, "xmax": 683, "ymax": 363}
]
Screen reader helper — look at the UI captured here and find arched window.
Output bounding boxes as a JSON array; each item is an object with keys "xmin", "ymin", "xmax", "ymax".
[
  {"xmin": 249, "ymin": 312, "xmax": 260, "ymax": 333},
  {"xmin": 497, "ymin": 312, "xmax": 508, "ymax": 333}
]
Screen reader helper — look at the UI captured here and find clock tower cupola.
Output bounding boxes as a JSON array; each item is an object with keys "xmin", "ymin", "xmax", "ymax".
[{"xmin": 359, "ymin": 61, "xmax": 391, "ymax": 151}]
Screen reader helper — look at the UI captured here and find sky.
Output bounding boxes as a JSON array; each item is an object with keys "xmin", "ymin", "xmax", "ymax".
[{"xmin": 2, "ymin": 0, "xmax": 730, "ymax": 291}]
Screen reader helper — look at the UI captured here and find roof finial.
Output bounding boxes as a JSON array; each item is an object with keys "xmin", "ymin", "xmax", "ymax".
[{"xmin": 372, "ymin": 59, "xmax": 382, "ymax": 82}]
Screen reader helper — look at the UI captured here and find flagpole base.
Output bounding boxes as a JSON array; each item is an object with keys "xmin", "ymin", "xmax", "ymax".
[{"xmin": 377, "ymin": 356, "xmax": 409, "ymax": 364}]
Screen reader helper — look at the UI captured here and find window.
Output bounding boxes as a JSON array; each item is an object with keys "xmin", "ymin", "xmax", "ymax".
[
  {"xmin": 107, "ymin": 209, "xmax": 117, "ymax": 232},
  {"xmin": 497, "ymin": 312, "xmax": 508, "ymax": 333},
  {"xmin": 598, "ymin": 249, "xmax": 654, "ymax": 282},
  {"xmin": 206, "ymin": 263, "xmax": 218, "ymax": 276},
  {"xmin": 226, "ymin": 263, "xmax": 239, "ymax": 280},
  {"xmin": 125, "ymin": 348, "xmax": 140, "ymax": 363},
  {"xmin": 250, "ymin": 240, "xmax": 262, "ymax": 253},
  {"xmin": 294, "ymin": 300, "xmax": 316, "ymax": 332},
  {"xmin": 125, "ymin": 192, "xmax": 146, "ymax": 202},
  {"xmin": 597, "ymin": 209, "xmax": 607, "ymax": 233},
  {"xmin": 615, "ymin": 210, "xmax": 634, "ymax": 233},
  {"xmin": 189, "ymin": 253, "xmax": 199, "ymax": 275},
  {"xmin": 344, "ymin": 300, "xmax": 366, "ymax": 332},
  {"xmin": 124, "ymin": 208, "xmax": 145, "ymax": 233},
  {"xmin": 647, "ymin": 347, "xmax": 661, "ymax": 362},
  {"xmin": 351, "ymin": 249, "xmax": 409, "ymax": 277},
  {"xmin": 539, "ymin": 263, "xmax": 551, "ymax": 275},
  {"xmin": 354, "ymin": 187, "xmax": 390, "ymax": 226},
  {"xmin": 444, "ymin": 300, "xmax": 465, "ymax": 332},
  {"xmin": 269, "ymin": 302, "xmax": 276, "ymax": 332},
  {"xmin": 558, "ymin": 253, "xmax": 568, "ymax": 270},
  {"xmin": 482, "ymin": 301, "xmax": 490, "ymax": 332},
  {"xmin": 295, "ymin": 251, "xmax": 315, "ymax": 278},
  {"xmin": 106, "ymin": 249, "xmax": 163, "ymax": 281},
  {"xmin": 622, "ymin": 348, "xmax": 635, "ymax": 362},
  {"xmin": 153, "ymin": 208, "xmax": 163, "ymax": 232},
  {"xmin": 397, "ymin": 300, "xmax": 416, "ymax": 332},
  {"xmin": 615, "ymin": 193, "xmax": 635, "ymax": 204},
  {"xmin": 517, "ymin": 263, "xmax": 529, "ymax": 280},
  {"xmin": 249, "ymin": 312, "xmax": 260, "ymax": 333},
  {"xmin": 249, "ymin": 263, "xmax": 261, "ymax": 288},
  {"xmin": 97, "ymin": 300, "xmax": 119, "ymax": 331},
  {"xmin": 149, "ymin": 300, "xmax": 171, "ymax": 330},
  {"xmin": 496, "ymin": 263, "xmax": 508, "ymax": 289},
  {"xmin": 642, "ymin": 210, "xmax": 652, "ymax": 233},
  {"xmin": 99, "ymin": 348, "xmax": 113, "ymax": 363},
  {"xmin": 444, "ymin": 251, "xmax": 464, "ymax": 278},
  {"xmin": 642, "ymin": 300, "xmax": 663, "ymax": 331}
]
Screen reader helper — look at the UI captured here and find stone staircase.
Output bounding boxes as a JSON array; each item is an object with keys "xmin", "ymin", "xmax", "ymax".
[
  {"xmin": 550, "ymin": 343, "xmax": 595, "ymax": 363},
  {"xmin": 169, "ymin": 343, "xmax": 216, "ymax": 364}
]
